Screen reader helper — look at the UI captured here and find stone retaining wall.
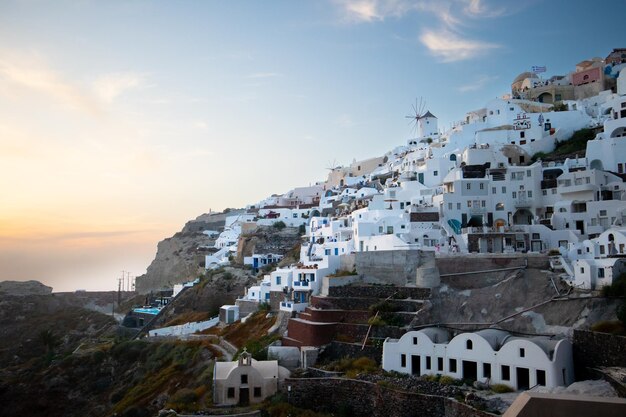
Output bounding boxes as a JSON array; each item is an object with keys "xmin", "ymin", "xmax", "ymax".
[
  {"xmin": 573, "ymin": 329, "xmax": 626, "ymax": 379},
  {"xmin": 282, "ymin": 378, "xmax": 493, "ymax": 417},
  {"xmin": 327, "ymin": 285, "xmax": 431, "ymax": 299},
  {"xmin": 355, "ymin": 250, "xmax": 434, "ymax": 286}
]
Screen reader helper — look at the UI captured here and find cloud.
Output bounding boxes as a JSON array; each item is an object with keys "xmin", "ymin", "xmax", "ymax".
[
  {"xmin": 334, "ymin": 0, "xmax": 506, "ymax": 24},
  {"xmin": 334, "ymin": 0, "xmax": 412, "ymax": 23},
  {"xmin": 419, "ymin": 28, "xmax": 499, "ymax": 62},
  {"xmin": 463, "ymin": 0, "xmax": 506, "ymax": 18},
  {"xmin": 458, "ymin": 74, "xmax": 498, "ymax": 92},
  {"xmin": 93, "ymin": 72, "xmax": 147, "ymax": 103},
  {"xmin": 0, "ymin": 50, "xmax": 102, "ymax": 116}
]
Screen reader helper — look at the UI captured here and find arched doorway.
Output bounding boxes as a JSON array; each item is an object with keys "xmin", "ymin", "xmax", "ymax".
[
  {"xmin": 610, "ymin": 127, "xmax": 626, "ymax": 138},
  {"xmin": 590, "ymin": 159, "xmax": 604, "ymax": 170},
  {"xmin": 537, "ymin": 92, "xmax": 553, "ymax": 104},
  {"xmin": 513, "ymin": 209, "xmax": 533, "ymax": 225}
]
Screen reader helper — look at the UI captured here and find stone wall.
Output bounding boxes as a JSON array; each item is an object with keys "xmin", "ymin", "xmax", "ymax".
[
  {"xmin": 269, "ymin": 290, "xmax": 284, "ymax": 311},
  {"xmin": 573, "ymin": 329, "xmax": 626, "ymax": 379},
  {"xmin": 235, "ymin": 299, "xmax": 259, "ymax": 316},
  {"xmin": 355, "ymin": 250, "xmax": 435, "ymax": 286},
  {"xmin": 282, "ymin": 378, "xmax": 492, "ymax": 417},
  {"xmin": 327, "ymin": 285, "xmax": 431, "ymax": 299},
  {"xmin": 318, "ymin": 341, "xmax": 383, "ymax": 364},
  {"xmin": 435, "ymin": 254, "xmax": 549, "ymax": 289}
]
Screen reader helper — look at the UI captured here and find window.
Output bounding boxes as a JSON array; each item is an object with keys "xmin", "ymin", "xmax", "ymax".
[
  {"xmin": 467, "ymin": 201, "xmax": 472, "ymax": 208},
  {"xmin": 501, "ymin": 365, "xmax": 510, "ymax": 380},
  {"xmin": 537, "ymin": 370, "xmax": 546, "ymax": 386},
  {"xmin": 532, "ymin": 233, "xmax": 540, "ymax": 239},
  {"xmin": 543, "ymin": 190, "xmax": 547, "ymax": 195},
  {"xmin": 598, "ymin": 268, "xmax": 605, "ymax": 278},
  {"xmin": 520, "ymin": 140, "xmax": 527, "ymax": 145},
  {"xmin": 600, "ymin": 246, "xmax": 606, "ymax": 255},
  {"xmin": 401, "ymin": 354, "xmax": 406, "ymax": 367},
  {"xmin": 457, "ymin": 203, "xmax": 461, "ymax": 210},
  {"xmin": 526, "ymin": 170, "xmax": 532, "ymax": 177},
  {"xmin": 481, "ymin": 200, "xmax": 486, "ymax": 208},
  {"xmin": 519, "ymin": 348, "xmax": 525, "ymax": 358},
  {"xmin": 466, "ymin": 339, "xmax": 473, "ymax": 350},
  {"xmin": 276, "ymin": 276, "xmax": 281, "ymax": 285},
  {"xmin": 492, "ymin": 187, "xmax": 496, "ymax": 194},
  {"xmin": 483, "ymin": 363, "xmax": 491, "ymax": 378},
  {"xmin": 528, "ymin": 191, "xmax": 532, "ymax": 198},
  {"xmin": 433, "ymin": 170, "xmax": 438, "ymax": 176},
  {"xmin": 600, "ymin": 210, "xmax": 607, "ymax": 217},
  {"xmin": 426, "ymin": 356, "xmax": 432, "ymax": 370},
  {"xmin": 466, "ymin": 183, "xmax": 471, "ymax": 190},
  {"xmin": 502, "ymin": 186, "xmax": 506, "ymax": 193},
  {"xmin": 449, "ymin": 359, "xmax": 457, "ymax": 373},
  {"xmin": 437, "ymin": 357, "xmax": 444, "ymax": 371},
  {"xmin": 520, "ymin": 131, "xmax": 525, "ymax": 138},
  {"xmin": 241, "ymin": 374, "xmax": 248, "ymax": 384},
  {"xmin": 512, "ymin": 192, "xmax": 517, "ymax": 198},
  {"xmin": 586, "ymin": 177, "xmax": 591, "ymax": 184},
  {"xmin": 227, "ymin": 387, "xmax": 235, "ymax": 398},
  {"xmin": 254, "ymin": 387, "xmax": 262, "ymax": 397},
  {"xmin": 520, "ymin": 156, "xmax": 525, "ymax": 164},
  {"xmin": 480, "ymin": 183, "xmax": 484, "ymax": 190},
  {"xmin": 448, "ymin": 203, "xmax": 453, "ymax": 210},
  {"xmin": 413, "ymin": 337, "xmax": 418, "ymax": 345}
]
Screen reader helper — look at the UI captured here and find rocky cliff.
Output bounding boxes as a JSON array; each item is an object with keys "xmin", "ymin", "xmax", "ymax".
[{"xmin": 135, "ymin": 211, "xmax": 243, "ymax": 293}]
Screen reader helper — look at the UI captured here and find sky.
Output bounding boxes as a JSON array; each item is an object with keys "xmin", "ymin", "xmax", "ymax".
[{"xmin": 1, "ymin": 0, "xmax": 626, "ymax": 292}]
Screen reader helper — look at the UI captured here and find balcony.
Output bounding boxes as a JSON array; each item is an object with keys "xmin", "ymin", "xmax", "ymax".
[
  {"xmin": 279, "ymin": 301, "xmax": 308, "ymax": 313},
  {"xmin": 469, "ymin": 206, "xmax": 487, "ymax": 215},
  {"xmin": 513, "ymin": 197, "xmax": 531, "ymax": 208},
  {"xmin": 293, "ymin": 280, "xmax": 312, "ymax": 289}
]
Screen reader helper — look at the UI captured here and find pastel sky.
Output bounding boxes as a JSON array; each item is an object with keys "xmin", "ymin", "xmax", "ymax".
[{"xmin": 2, "ymin": 0, "xmax": 625, "ymax": 292}]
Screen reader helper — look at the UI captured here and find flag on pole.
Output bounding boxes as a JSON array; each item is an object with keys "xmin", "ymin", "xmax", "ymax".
[{"xmin": 532, "ymin": 65, "xmax": 546, "ymax": 73}]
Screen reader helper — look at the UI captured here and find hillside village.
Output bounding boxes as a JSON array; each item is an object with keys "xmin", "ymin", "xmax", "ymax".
[
  {"xmin": 4, "ymin": 50, "xmax": 626, "ymax": 417},
  {"xmin": 111, "ymin": 49, "xmax": 626, "ymax": 416}
]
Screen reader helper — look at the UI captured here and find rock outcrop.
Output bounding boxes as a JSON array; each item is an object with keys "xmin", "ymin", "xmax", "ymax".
[
  {"xmin": 135, "ymin": 211, "xmax": 242, "ymax": 293},
  {"xmin": 0, "ymin": 280, "xmax": 53, "ymax": 296}
]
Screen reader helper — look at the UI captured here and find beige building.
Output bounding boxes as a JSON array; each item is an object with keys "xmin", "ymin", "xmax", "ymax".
[{"xmin": 213, "ymin": 351, "xmax": 290, "ymax": 406}]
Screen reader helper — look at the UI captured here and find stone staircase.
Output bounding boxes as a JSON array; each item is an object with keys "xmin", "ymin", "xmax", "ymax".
[{"xmin": 282, "ymin": 285, "xmax": 431, "ymax": 348}]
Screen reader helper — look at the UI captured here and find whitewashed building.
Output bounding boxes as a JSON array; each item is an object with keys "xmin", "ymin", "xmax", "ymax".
[{"xmin": 383, "ymin": 328, "xmax": 574, "ymax": 390}]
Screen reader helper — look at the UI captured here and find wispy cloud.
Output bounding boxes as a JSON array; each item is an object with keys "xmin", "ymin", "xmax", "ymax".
[
  {"xmin": 333, "ymin": 0, "xmax": 412, "ymax": 23},
  {"xmin": 93, "ymin": 72, "xmax": 147, "ymax": 103},
  {"xmin": 334, "ymin": 0, "xmax": 505, "ymax": 24},
  {"xmin": 419, "ymin": 28, "xmax": 499, "ymax": 63},
  {"xmin": 0, "ymin": 49, "xmax": 102, "ymax": 116},
  {"xmin": 333, "ymin": 0, "xmax": 510, "ymax": 62},
  {"xmin": 458, "ymin": 74, "xmax": 498, "ymax": 92}
]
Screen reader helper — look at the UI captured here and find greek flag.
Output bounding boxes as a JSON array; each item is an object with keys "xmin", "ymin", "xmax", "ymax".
[{"xmin": 532, "ymin": 65, "xmax": 546, "ymax": 73}]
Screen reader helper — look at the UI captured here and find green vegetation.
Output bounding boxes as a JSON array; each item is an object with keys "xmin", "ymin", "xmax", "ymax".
[
  {"xmin": 491, "ymin": 383, "xmax": 514, "ymax": 393},
  {"xmin": 327, "ymin": 269, "xmax": 358, "ymax": 278},
  {"xmin": 531, "ymin": 128, "xmax": 596, "ymax": 162},
  {"xmin": 367, "ymin": 315, "xmax": 386, "ymax": 326},
  {"xmin": 325, "ymin": 356, "xmax": 378, "ymax": 378},
  {"xmin": 553, "ymin": 102, "xmax": 568, "ymax": 112},
  {"xmin": 273, "ymin": 221, "xmax": 286, "ymax": 230},
  {"xmin": 421, "ymin": 374, "xmax": 461, "ymax": 385},
  {"xmin": 590, "ymin": 320, "xmax": 626, "ymax": 335}
]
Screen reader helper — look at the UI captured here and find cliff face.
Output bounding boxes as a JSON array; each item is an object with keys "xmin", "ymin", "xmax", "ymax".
[
  {"xmin": 135, "ymin": 211, "xmax": 242, "ymax": 293},
  {"xmin": 235, "ymin": 225, "xmax": 302, "ymax": 265}
]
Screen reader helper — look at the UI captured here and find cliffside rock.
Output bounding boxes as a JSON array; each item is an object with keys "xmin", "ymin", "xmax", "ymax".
[
  {"xmin": 0, "ymin": 280, "xmax": 53, "ymax": 296},
  {"xmin": 135, "ymin": 211, "xmax": 242, "ymax": 293},
  {"xmin": 235, "ymin": 225, "xmax": 302, "ymax": 265}
]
